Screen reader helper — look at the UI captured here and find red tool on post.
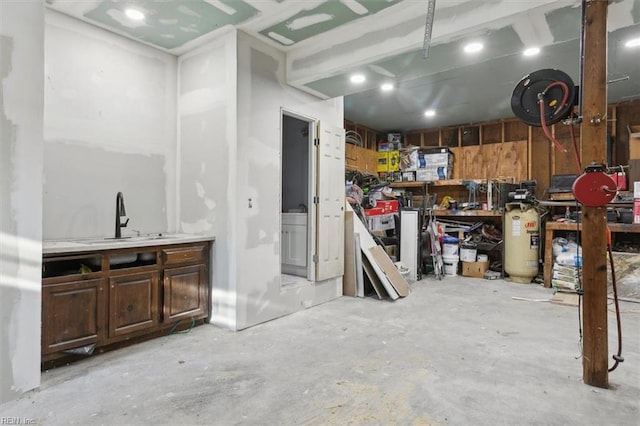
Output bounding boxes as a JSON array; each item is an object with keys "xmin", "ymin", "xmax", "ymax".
[{"xmin": 572, "ymin": 163, "xmax": 617, "ymax": 207}]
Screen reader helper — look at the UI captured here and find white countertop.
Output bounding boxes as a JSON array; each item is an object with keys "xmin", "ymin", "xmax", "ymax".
[{"xmin": 43, "ymin": 233, "xmax": 215, "ymax": 255}]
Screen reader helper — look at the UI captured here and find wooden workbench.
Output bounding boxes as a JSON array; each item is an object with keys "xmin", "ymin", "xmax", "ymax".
[{"xmin": 543, "ymin": 221, "xmax": 640, "ymax": 288}]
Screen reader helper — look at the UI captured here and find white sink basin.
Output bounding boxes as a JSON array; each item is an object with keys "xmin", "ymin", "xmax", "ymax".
[
  {"xmin": 82, "ymin": 234, "xmax": 176, "ymax": 244},
  {"xmin": 109, "ymin": 254, "xmax": 138, "ymax": 265},
  {"xmin": 84, "ymin": 237, "xmax": 133, "ymax": 244}
]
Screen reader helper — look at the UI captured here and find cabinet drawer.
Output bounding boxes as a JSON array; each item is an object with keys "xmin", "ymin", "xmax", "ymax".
[{"xmin": 162, "ymin": 245, "xmax": 205, "ymax": 265}]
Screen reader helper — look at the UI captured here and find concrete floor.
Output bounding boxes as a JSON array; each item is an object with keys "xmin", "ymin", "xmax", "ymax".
[{"xmin": 2, "ymin": 277, "xmax": 639, "ymax": 425}]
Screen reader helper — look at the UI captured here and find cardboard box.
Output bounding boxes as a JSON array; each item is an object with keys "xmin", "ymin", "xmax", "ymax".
[
  {"xmin": 634, "ymin": 199, "xmax": 640, "ymax": 224},
  {"xmin": 462, "ymin": 261, "xmax": 490, "ymax": 278},
  {"xmin": 378, "ymin": 142, "xmax": 392, "ymax": 152},
  {"xmin": 364, "ymin": 207, "xmax": 384, "ymax": 217},
  {"xmin": 416, "ymin": 167, "xmax": 451, "ymax": 181},
  {"xmin": 377, "ymin": 152, "xmax": 389, "ymax": 172},
  {"xmin": 387, "ymin": 133, "xmax": 402, "ymax": 143},
  {"xmin": 392, "ymin": 172, "xmax": 402, "ymax": 182},
  {"xmin": 376, "ymin": 199, "xmax": 399, "ymax": 214},
  {"xmin": 388, "ymin": 150, "xmax": 400, "ymax": 172},
  {"xmin": 366, "ymin": 213, "xmax": 396, "ymax": 232},
  {"xmin": 402, "ymin": 171, "xmax": 415, "ymax": 181}
]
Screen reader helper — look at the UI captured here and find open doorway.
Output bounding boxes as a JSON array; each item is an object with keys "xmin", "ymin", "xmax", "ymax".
[{"xmin": 281, "ymin": 111, "xmax": 315, "ymax": 287}]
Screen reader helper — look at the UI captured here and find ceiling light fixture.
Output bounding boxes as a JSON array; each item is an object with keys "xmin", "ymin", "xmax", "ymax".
[
  {"xmin": 381, "ymin": 83, "xmax": 394, "ymax": 91},
  {"xmin": 422, "ymin": 0, "xmax": 436, "ymax": 59},
  {"xmin": 523, "ymin": 47, "xmax": 540, "ymax": 56},
  {"xmin": 463, "ymin": 42, "xmax": 483, "ymax": 53},
  {"xmin": 125, "ymin": 8, "xmax": 145, "ymax": 21},
  {"xmin": 625, "ymin": 37, "xmax": 640, "ymax": 48},
  {"xmin": 424, "ymin": 109, "xmax": 436, "ymax": 117},
  {"xmin": 350, "ymin": 74, "xmax": 366, "ymax": 84}
]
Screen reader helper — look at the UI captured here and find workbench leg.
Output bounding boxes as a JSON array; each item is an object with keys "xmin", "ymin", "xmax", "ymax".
[{"xmin": 544, "ymin": 226, "xmax": 553, "ymax": 288}]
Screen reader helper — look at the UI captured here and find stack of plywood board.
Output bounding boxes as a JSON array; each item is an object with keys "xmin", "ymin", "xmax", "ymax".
[{"xmin": 344, "ymin": 205, "xmax": 410, "ymax": 300}]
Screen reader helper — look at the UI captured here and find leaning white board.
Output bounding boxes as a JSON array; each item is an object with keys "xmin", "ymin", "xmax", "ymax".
[
  {"xmin": 400, "ymin": 209, "xmax": 419, "ymax": 282},
  {"xmin": 354, "ymin": 233, "xmax": 365, "ymax": 298},
  {"xmin": 349, "ymin": 205, "xmax": 399, "ymax": 300}
]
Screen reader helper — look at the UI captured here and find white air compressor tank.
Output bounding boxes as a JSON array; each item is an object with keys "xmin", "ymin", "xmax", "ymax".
[{"xmin": 504, "ymin": 203, "xmax": 540, "ymax": 283}]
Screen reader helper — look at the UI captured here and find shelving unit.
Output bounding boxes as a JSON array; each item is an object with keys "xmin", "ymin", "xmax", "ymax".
[
  {"xmin": 543, "ymin": 221, "xmax": 640, "ymax": 288},
  {"xmin": 389, "ymin": 179, "xmax": 506, "ymax": 278}
]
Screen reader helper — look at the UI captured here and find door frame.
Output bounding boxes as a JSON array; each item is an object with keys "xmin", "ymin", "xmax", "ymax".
[{"xmin": 280, "ymin": 108, "xmax": 318, "ymax": 282}]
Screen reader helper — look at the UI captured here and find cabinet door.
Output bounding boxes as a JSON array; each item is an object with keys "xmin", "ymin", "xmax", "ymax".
[
  {"xmin": 284, "ymin": 224, "xmax": 307, "ymax": 267},
  {"xmin": 109, "ymin": 271, "xmax": 159, "ymax": 338},
  {"xmin": 163, "ymin": 265, "xmax": 207, "ymax": 322},
  {"xmin": 42, "ymin": 278, "xmax": 106, "ymax": 354}
]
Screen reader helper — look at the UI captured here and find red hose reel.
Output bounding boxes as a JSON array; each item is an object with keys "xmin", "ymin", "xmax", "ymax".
[{"xmin": 572, "ymin": 163, "xmax": 617, "ymax": 207}]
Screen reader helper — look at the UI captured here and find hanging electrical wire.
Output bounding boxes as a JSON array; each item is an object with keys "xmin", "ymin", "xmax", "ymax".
[
  {"xmin": 606, "ymin": 228, "xmax": 624, "ymax": 372},
  {"xmin": 345, "ymin": 130, "xmax": 363, "ymax": 146}
]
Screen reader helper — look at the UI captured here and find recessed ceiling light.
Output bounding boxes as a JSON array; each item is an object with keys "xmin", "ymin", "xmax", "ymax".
[
  {"xmin": 463, "ymin": 42, "xmax": 483, "ymax": 53},
  {"xmin": 523, "ymin": 47, "xmax": 540, "ymax": 56},
  {"xmin": 350, "ymin": 74, "xmax": 366, "ymax": 84},
  {"xmin": 625, "ymin": 37, "xmax": 640, "ymax": 48},
  {"xmin": 125, "ymin": 8, "xmax": 145, "ymax": 21},
  {"xmin": 381, "ymin": 83, "xmax": 394, "ymax": 91},
  {"xmin": 424, "ymin": 109, "xmax": 436, "ymax": 117}
]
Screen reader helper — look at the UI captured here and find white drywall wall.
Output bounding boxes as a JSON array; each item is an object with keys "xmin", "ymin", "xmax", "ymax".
[
  {"xmin": 177, "ymin": 30, "xmax": 238, "ymax": 330},
  {"xmin": 235, "ymin": 31, "xmax": 344, "ymax": 330},
  {"xmin": 43, "ymin": 11, "xmax": 177, "ymax": 240},
  {"xmin": 0, "ymin": 0, "xmax": 44, "ymax": 404}
]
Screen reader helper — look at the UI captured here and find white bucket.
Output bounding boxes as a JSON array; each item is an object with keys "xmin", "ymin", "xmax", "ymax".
[
  {"xmin": 460, "ymin": 244, "xmax": 477, "ymax": 262},
  {"xmin": 442, "ymin": 255, "xmax": 459, "ymax": 276},
  {"xmin": 477, "ymin": 254, "xmax": 489, "ymax": 262},
  {"xmin": 442, "ymin": 237, "xmax": 459, "ymax": 257}
]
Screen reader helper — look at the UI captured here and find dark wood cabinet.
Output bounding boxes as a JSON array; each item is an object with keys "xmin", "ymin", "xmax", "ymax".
[
  {"xmin": 163, "ymin": 265, "xmax": 207, "ymax": 322},
  {"xmin": 109, "ymin": 271, "xmax": 159, "ymax": 337},
  {"xmin": 42, "ymin": 278, "xmax": 106, "ymax": 355},
  {"xmin": 42, "ymin": 240, "xmax": 211, "ymax": 364}
]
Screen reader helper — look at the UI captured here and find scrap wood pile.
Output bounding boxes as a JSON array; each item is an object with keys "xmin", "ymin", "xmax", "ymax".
[{"xmin": 343, "ymin": 204, "xmax": 410, "ymax": 300}]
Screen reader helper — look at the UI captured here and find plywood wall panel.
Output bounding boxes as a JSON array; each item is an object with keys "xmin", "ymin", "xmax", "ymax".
[
  {"xmin": 505, "ymin": 120, "xmax": 528, "ymax": 142},
  {"xmin": 450, "ymin": 147, "xmax": 462, "ymax": 179},
  {"xmin": 530, "ymin": 127, "xmax": 552, "ymax": 199},
  {"xmin": 345, "ymin": 143, "xmax": 358, "ymax": 169},
  {"xmin": 615, "ymin": 101, "xmax": 640, "ymax": 164},
  {"xmin": 495, "ymin": 141, "xmax": 527, "ymax": 182},
  {"xmin": 482, "ymin": 123, "xmax": 502, "ymax": 144},
  {"xmin": 462, "ymin": 145, "xmax": 484, "ymax": 179},
  {"xmin": 554, "ymin": 137, "xmax": 582, "ymax": 176}
]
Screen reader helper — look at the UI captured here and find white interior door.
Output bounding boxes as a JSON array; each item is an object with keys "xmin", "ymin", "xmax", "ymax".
[{"xmin": 315, "ymin": 122, "xmax": 345, "ymax": 281}]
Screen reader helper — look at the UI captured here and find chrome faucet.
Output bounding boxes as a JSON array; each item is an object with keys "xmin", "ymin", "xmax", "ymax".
[{"xmin": 115, "ymin": 192, "xmax": 129, "ymax": 238}]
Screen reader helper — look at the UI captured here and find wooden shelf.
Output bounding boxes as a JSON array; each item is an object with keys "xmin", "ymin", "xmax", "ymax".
[
  {"xmin": 544, "ymin": 221, "xmax": 640, "ymax": 288},
  {"xmin": 432, "ymin": 210, "xmax": 502, "ymax": 217},
  {"xmin": 389, "ymin": 181, "xmax": 428, "ymax": 188},
  {"xmin": 389, "ymin": 179, "xmax": 485, "ymax": 188},
  {"xmin": 430, "ymin": 179, "xmax": 484, "ymax": 186}
]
